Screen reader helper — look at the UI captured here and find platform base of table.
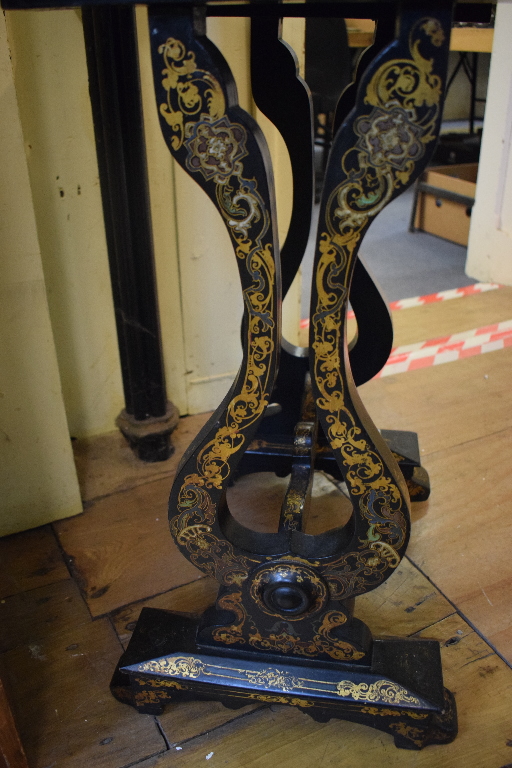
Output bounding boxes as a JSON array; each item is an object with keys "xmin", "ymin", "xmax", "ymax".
[{"xmin": 111, "ymin": 608, "xmax": 457, "ymax": 751}]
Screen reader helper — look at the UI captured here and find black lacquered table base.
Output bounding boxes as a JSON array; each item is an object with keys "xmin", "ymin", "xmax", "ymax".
[
  {"xmin": 111, "ymin": 607, "xmax": 457, "ymax": 751},
  {"xmin": 105, "ymin": 0, "xmax": 458, "ymax": 751}
]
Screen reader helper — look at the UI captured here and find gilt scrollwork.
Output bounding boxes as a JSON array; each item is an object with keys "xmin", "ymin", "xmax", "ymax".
[
  {"xmin": 139, "ymin": 656, "xmax": 206, "ymax": 678},
  {"xmin": 211, "ymin": 587, "xmax": 364, "ymax": 661},
  {"xmin": 155, "ymin": 32, "xmax": 278, "ymax": 584},
  {"xmin": 336, "ymin": 680, "xmax": 420, "ymax": 706},
  {"xmin": 310, "ymin": 16, "xmax": 448, "ymax": 600},
  {"xmin": 153, "ymin": 12, "xmax": 450, "ymax": 612},
  {"xmin": 158, "ymin": 38, "xmax": 225, "ymax": 150}
]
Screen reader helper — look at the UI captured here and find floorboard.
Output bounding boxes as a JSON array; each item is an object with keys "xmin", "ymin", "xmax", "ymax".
[
  {"xmin": 0, "ymin": 526, "xmax": 69, "ymax": 600},
  {"xmin": 408, "ymin": 426, "xmax": 512, "ymax": 663},
  {"xmin": 390, "ymin": 286, "xmax": 512, "ymax": 347},
  {"xmin": 54, "ymin": 478, "xmax": 203, "ymax": 617},
  {"xmin": 355, "ymin": 557, "xmax": 455, "ymax": 637},
  {"xmin": 359, "ymin": 345, "xmax": 512, "ymax": 456},
  {"xmin": 0, "ymin": 579, "xmax": 91, "ymax": 654},
  {"xmin": 0, "ymin": 610, "xmax": 165, "ymax": 768},
  {"xmin": 158, "ymin": 700, "xmax": 263, "ymax": 747},
  {"xmin": 73, "ymin": 413, "xmax": 211, "ymax": 504}
]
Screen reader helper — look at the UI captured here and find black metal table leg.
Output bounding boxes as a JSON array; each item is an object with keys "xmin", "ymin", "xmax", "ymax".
[{"xmin": 83, "ymin": 6, "xmax": 179, "ymax": 462}]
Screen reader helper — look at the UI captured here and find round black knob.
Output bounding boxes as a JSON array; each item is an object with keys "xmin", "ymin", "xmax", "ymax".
[
  {"xmin": 264, "ymin": 583, "xmax": 310, "ymax": 616},
  {"xmin": 249, "ymin": 561, "xmax": 328, "ymax": 620}
]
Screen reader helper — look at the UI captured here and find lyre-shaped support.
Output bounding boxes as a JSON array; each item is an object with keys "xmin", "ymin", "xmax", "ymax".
[
  {"xmin": 245, "ymin": 10, "xmax": 428, "ymax": 498},
  {"xmin": 112, "ymin": 2, "xmax": 457, "ymax": 750}
]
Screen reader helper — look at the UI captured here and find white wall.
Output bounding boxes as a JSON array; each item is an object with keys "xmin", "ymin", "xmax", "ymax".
[
  {"xmin": 0, "ymin": 11, "xmax": 82, "ymax": 535},
  {"xmin": 466, "ymin": 0, "xmax": 512, "ymax": 285},
  {"xmin": 6, "ymin": 10, "xmax": 126, "ymax": 438}
]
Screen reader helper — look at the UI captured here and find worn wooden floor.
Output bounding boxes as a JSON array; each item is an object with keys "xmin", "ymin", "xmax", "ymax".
[{"xmin": 1, "ymin": 287, "xmax": 512, "ymax": 767}]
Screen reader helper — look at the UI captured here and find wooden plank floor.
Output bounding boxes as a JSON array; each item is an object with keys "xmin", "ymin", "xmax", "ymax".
[
  {"xmin": 1, "ymin": 287, "xmax": 512, "ymax": 766},
  {"xmin": 358, "ymin": 287, "xmax": 512, "ymax": 662}
]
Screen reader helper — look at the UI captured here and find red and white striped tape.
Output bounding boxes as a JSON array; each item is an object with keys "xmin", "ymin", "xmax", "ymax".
[
  {"xmin": 299, "ymin": 282, "xmax": 500, "ymax": 329},
  {"xmin": 376, "ymin": 319, "xmax": 512, "ymax": 378},
  {"xmin": 386, "ymin": 282, "xmax": 500, "ymax": 312}
]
